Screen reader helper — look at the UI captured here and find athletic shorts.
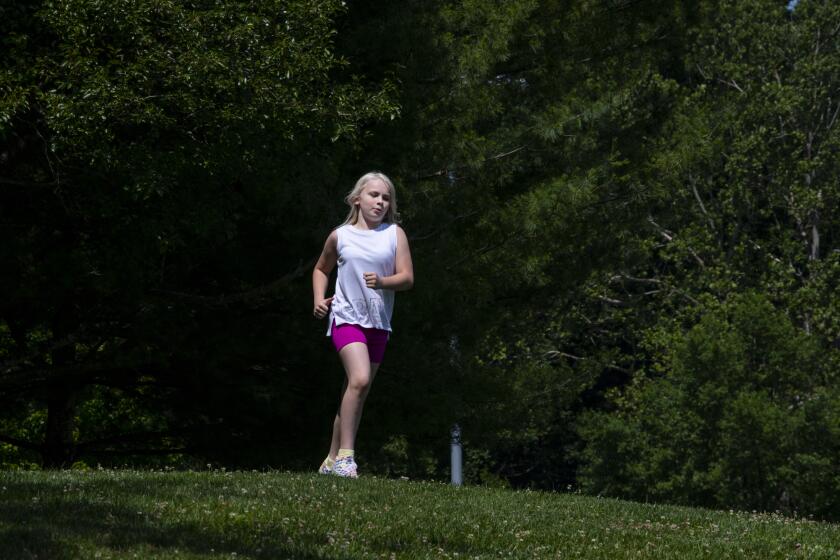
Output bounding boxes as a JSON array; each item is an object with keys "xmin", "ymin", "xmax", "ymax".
[{"xmin": 331, "ymin": 320, "xmax": 389, "ymax": 363}]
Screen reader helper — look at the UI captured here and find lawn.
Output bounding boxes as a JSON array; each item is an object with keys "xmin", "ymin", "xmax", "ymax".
[{"xmin": 1, "ymin": 469, "xmax": 838, "ymax": 559}]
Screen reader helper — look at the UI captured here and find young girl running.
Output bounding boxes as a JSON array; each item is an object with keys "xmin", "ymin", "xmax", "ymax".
[{"xmin": 312, "ymin": 171, "xmax": 414, "ymax": 478}]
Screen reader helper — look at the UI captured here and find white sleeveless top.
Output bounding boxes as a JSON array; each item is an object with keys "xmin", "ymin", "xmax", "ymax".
[{"xmin": 328, "ymin": 222, "xmax": 397, "ymax": 334}]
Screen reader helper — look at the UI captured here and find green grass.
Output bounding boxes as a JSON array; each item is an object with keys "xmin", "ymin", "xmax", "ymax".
[{"xmin": 1, "ymin": 470, "xmax": 838, "ymax": 559}]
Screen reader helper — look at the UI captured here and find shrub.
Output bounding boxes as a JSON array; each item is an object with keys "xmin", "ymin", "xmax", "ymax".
[{"xmin": 577, "ymin": 293, "xmax": 840, "ymax": 520}]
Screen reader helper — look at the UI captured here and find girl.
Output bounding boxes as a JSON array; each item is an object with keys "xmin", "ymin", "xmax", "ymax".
[{"xmin": 312, "ymin": 171, "xmax": 414, "ymax": 478}]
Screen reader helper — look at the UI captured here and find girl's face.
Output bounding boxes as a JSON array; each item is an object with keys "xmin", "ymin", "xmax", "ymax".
[{"xmin": 354, "ymin": 179, "xmax": 391, "ymax": 225}]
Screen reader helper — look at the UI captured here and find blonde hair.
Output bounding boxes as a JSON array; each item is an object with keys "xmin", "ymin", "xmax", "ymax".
[{"xmin": 341, "ymin": 171, "xmax": 401, "ymax": 225}]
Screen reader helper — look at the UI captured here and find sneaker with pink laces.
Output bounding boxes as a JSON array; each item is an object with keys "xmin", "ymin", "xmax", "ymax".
[{"xmin": 333, "ymin": 456, "xmax": 358, "ymax": 478}]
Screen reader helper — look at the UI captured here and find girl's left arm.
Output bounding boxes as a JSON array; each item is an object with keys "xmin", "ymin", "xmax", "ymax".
[{"xmin": 379, "ymin": 226, "xmax": 414, "ymax": 291}]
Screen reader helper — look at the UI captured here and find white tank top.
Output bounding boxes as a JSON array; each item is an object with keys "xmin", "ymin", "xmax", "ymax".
[{"xmin": 328, "ymin": 222, "xmax": 397, "ymax": 334}]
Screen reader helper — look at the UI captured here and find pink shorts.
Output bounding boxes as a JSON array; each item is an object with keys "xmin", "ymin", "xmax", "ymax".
[{"xmin": 331, "ymin": 321, "xmax": 389, "ymax": 363}]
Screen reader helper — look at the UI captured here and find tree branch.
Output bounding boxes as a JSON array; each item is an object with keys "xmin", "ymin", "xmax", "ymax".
[
  {"xmin": 597, "ymin": 295, "xmax": 626, "ymax": 306},
  {"xmin": 717, "ymin": 77, "xmax": 744, "ymax": 93},
  {"xmin": 544, "ymin": 351, "xmax": 631, "ymax": 374},
  {"xmin": 609, "ymin": 274, "xmax": 662, "ymax": 285},
  {"xmin": 0, "ymin": 363, "xmax": 160, "ymax": 393},
  {"xmin": 417, "ymin": 145, "xmax": 526, "ymax": 180},
  {"xmin": 151, "ymin": 258, "xmax": 314, "ymax": 309},
  {"xmin": 648, "ymin": 217, "xmax": 706, "ymax": 268},
  {"xmin": 75, "ymin": 431, "xmax": 182, "ymax": 452},
  {"xmin": 89, "ymin": 447, "xmax": 191, "ymax": 456},
  {"xmin": 0, "ymin": 177, "xmax": 59, "ymax": 188},
  {"xmin": 827, "ymin": 102, "xmax": 840, "ymax": 131},
  {"xmin": 689, "ymin": 173, "xmax": 716, "ymax": 232},
  {"xmin": 0, "ymin": 433, "xmax": 40, "ymax": 452}
]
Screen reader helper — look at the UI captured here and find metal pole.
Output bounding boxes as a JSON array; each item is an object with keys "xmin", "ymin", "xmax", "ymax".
[{"xmin": 450, "ymin": 424, "xmax": 463, "ymax": 486}]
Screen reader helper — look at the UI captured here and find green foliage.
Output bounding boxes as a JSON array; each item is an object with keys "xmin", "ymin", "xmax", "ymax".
[
  {"xmin": 0, "ymin": 403, "xmax": 43, "ymax": 470},
  {"xmin": 567, "ymin": 0, "xmax": 840, "ymax": 518},
  {"xmin": 9, "ymin": 0, "xmax": 395, "ymax": 177},
  {"xmin": 577, "ymin": 294, "xmax": 840, "ymax": 520},
  {"xmin": 2, "ymin": 0, "xmax": 839, "ymax": 524},
  {"xmin": 0, "ymin": 0, "xmax": 396, "ymax": 468},
  {"xmin": 333, "ymin": 0, "xmax": 705, "ymax": 493}
]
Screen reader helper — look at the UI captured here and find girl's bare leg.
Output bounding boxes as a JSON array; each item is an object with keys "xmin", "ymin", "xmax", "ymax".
[
  {"xmin": 328, "ymin": 342, "xmax": 380, "ymax": 454},
  {"xmin": 327, "ymin": 380, "xmax": 346, "ymax": 460}
]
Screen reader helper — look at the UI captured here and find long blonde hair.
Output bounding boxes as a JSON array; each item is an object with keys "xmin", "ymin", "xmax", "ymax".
[{"xmin": 341, "ymin": 171, "xmax": 401, "ymax": 225}]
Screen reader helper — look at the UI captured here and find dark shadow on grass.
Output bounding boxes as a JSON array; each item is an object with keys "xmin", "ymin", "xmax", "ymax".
[
  {"xmin": 0, "ymin": 526, "xmax": 78, "ymax": 560},
  {"xmin": 0, "ymin": 479, "xmax": 353, "ymax": 560}
]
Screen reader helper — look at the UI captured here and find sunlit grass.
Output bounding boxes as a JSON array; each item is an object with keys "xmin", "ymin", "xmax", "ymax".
[{"xmin": 1, "ymin": 469, "xmax": 838, "ymax": 558}]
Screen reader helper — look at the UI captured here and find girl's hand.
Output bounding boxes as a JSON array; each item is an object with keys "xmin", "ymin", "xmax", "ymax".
[
  {"xmin": 313, "ymin": 296, "xmax": 333, "ymax": 319},
  {"xmin": 363, "ymin": 272, "xmax": 381, "ymax": 289}
]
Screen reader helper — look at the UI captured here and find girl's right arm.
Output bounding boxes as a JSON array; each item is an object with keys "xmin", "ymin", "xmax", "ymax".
[{"xmin": 312, "ymin": 230, "xmax": 338, "ymax": 319}]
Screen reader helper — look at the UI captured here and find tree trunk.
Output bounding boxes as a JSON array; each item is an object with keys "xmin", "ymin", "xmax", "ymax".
[
  {"xmin": 42, "ymin": 381, "xmax": 79, "ymax": 468},
  {"xmin": 42, "ymin": 301, "xmax": 79, "ymax": 468}
]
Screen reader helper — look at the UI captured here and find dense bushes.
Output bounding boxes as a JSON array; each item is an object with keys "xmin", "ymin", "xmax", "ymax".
[{"xmin": 577, "ymin": 294, "xmax": 840, "ymax": 520}]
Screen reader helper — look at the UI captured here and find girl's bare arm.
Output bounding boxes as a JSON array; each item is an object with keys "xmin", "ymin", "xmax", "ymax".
[
  {"xmin": 312, "ymin": 231, "xmax": 338, "ymax": 318},
  {"xmin": 372, "ymin": 226, "xmax": 414, "ymax": 291}
]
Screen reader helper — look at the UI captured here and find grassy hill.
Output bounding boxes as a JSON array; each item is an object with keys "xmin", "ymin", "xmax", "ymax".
[{"xmin": 1, "ymin": 469, "xmax": 838, "ymax": 559}]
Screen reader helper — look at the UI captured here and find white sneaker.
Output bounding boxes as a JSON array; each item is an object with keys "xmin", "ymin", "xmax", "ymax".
[{"xmin": 333, "ymin": 456, "xmax": 358, "ymax": 478}]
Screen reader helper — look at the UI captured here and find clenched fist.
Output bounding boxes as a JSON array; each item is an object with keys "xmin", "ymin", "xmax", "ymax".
[
  {"xmin": 313, "ymin": 296, "xmax": 333, "ymax": 319},
  {"xmin": 363, "ymin": 272, "xmax": 381, "ymax": 289}
]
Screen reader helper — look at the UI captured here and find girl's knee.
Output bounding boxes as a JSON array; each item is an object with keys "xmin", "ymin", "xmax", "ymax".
[{"xmin": 348, "ymin": 374, "xmax": 371, "ymax": 393}]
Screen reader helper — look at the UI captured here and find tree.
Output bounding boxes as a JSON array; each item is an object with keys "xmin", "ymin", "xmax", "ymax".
[
  {"xmin": 578, "ymin": 293, "xmax": 840, "ymax": 519},
  {"xmin": 325, "ymin": 0, "xmax": 706, "ymax": 485},
  {"xmin": 574, "ymin": 0, "xmax": 840, "ymax": 519},
  {"xmin": 0, "ymin": 0, "xmax": 396, "ymax": 467}
]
